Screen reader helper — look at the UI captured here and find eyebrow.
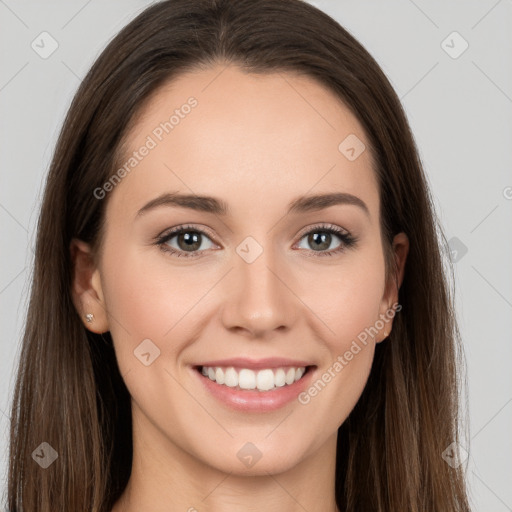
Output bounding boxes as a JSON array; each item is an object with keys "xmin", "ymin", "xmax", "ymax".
[{"xmin": 136, "ymin": 191, "xmax": 370, "ymax": 218}]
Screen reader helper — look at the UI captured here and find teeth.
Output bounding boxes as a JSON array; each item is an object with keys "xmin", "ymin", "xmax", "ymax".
[
  {"xmin": 199, "ymin": 365, "xmax": 307, "ymax": 391},
  {"xmin": 224, "ymin": 367, "xmax": 238, "ymax": 387},
  {"xmin": 256, "ymin": 369, "xmax": 274, "ymax": 391},
  {"xmin": 274, "ymin": 368, "xmax": 286, "ymax": 387},
  {"xmin": 239, "ymin": 369, "xmax": 256, "ymax": 390},
  {"xmin": 215, "ymin": 367, "xmax": 225, "ymax": 385}
]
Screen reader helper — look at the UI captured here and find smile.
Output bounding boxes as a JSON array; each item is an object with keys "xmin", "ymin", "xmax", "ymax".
[{"xmin": 192, "ymin": 362, "xmax": 316, "ymax": 412}]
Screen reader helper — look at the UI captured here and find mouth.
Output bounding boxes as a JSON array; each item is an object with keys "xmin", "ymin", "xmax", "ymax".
[
  {"xmin": 191, "ymin": 360, "xmax": 317, "ymax": 412},
  {"xmin": 194, "ymin": 364, "xmax": 315, "ymax": 392}
]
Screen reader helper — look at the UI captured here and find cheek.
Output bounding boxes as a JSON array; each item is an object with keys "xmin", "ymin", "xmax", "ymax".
[
  {"xmin": 293, "ymin": 246, "xmax": 385, "ymax": 403},
  {"xmin": 299, "ymin": 250, "xmax": 386, "ymax": 348},
  {"xmin": 99, "ymin": 245, "xmax": 206, "ymax": 366},
  {"xmin": 293, "ymin": 256, "xmax": 385, "ymax": 430},
  {"xmin": 99, "ymin": 246, "xmax": 210, "ymax": 428}
]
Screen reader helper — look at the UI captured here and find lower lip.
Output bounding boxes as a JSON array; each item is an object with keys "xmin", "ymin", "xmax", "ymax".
[{"xmin": 192, "ymin": 366, "xmax": 316, "ymax": 412}]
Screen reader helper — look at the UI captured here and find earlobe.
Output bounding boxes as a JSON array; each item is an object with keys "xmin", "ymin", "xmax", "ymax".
[{"xmin": 70, "ymin": 238, "xmax": 110, "ymax": 334}]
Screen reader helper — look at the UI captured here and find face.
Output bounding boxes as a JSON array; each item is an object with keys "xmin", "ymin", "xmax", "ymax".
[{"xmin": 73, "ymin": 63, "xmax": 408, "ymax": 476}]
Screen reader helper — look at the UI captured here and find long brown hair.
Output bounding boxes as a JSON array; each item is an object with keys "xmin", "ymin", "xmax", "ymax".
[{"xmin": 7, "ymin": 0, "xmax": 472, "ymax": 510}]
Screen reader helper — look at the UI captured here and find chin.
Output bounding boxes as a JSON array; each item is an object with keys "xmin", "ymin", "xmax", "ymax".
[{"xmin": 197, "ymin": 442, "xmax": 308, "ymax": 477}]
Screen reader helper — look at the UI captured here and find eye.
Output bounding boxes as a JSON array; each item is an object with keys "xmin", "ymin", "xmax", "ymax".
[
  {"xmin": 155, "ymin": 225, "xmax": 216, "ymax": 258},
  {"xmin": 295, "ymin": 223, "xmax": 357, "ymax": 257}
]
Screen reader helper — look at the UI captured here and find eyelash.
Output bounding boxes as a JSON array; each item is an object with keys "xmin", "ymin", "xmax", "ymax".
[{"xmin": 154, "ymin": 223, "xmax": 358, "ymax": 259}]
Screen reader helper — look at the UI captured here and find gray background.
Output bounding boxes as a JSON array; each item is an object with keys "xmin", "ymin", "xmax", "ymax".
[{"xmin": 1, "ymin": 0, "xmax": 511, "ymax": 510}]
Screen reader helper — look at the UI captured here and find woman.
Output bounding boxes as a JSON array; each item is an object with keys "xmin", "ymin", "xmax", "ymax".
[{"xmin": 7, "ymin": 0, "xmax": 472, "ymax": 510}]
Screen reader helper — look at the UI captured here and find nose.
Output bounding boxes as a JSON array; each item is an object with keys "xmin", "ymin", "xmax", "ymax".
[{"xmin": 220, "ymin": 241, "xmax": 298, "ymax": 338}]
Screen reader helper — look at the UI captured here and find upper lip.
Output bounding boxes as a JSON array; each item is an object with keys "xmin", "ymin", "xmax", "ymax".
[{"xmin": 194, "ymin": 357, "xmax": 315, "ymax": 370}]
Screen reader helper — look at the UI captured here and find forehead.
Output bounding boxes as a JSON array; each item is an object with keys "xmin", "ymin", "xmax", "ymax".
[{"xmin": 110, "ymin": 64, "xmax": 379, "ymax": 222}]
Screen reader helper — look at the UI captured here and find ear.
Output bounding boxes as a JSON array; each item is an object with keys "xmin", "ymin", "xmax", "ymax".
[
  {"xmin": 70, "ymin": 238, "xmax": 110, "ymax": 334},
  {"xmin": 376, "ymin": 232, "xmax": 409, "ymax": 343}
]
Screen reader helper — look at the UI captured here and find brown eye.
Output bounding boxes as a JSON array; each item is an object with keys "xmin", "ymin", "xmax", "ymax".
[
  {"xmin": 295, "ymin": 224, "xmax": 357, "ymax": 257},
  {"xmin": 305, "ymin": 231, "xmax": 337, "ymax": 251},
  {"xmin": 156, "ymin": 225, "xmax": 216, "ymax": 257},
  {"xmin": 173, "ymin": 231, "xmax": 203, "ymax": 252}
]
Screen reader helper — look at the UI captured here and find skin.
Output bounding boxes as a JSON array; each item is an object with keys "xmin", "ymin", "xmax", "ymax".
[{"xmin": 71, "ymin": 63, "xmax": 409, "ymax": 512}]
